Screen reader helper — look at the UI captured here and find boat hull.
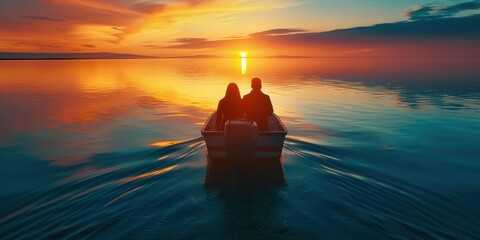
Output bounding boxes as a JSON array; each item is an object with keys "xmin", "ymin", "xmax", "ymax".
[
  {"xmin": 201, "ymin": 112, "xmax": 287, "ymax": 159},
  {"xmin": 204, "ymin": 153, "xmax": 285, "ymax": 188}
]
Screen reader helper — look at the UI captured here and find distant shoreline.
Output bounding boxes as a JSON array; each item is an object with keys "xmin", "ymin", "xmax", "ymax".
[{"xmin": 0, "ymin": 57, "xmax": 157, "ymax": 61}]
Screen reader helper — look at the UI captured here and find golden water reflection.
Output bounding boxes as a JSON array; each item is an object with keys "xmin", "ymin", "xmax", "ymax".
[
  {"xmin": 150, "ymin": 140, "xmax": 184, "ymax": 147},
  {"xmin": 1, "ymin": 58, "xmax": 479, "ymax": 165},
  {"xmin": 119, "ymin": 165, "xmax": 178, "ymax": 183},
  {"xmin": 2, "ymin": 58, "xmax": 478, "ymax": 125},
  {"xmin": 241, "ymin": 55, "xmax": 247, "ymax": 75},
  {"xmin": 3, "ymin": 58, "xmax": 477, "ymax": 118}
]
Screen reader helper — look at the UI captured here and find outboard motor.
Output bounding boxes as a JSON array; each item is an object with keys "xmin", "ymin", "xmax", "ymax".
[{"xmin": 225, "ymin": 119, "xmax": 258, "ymax": 160}]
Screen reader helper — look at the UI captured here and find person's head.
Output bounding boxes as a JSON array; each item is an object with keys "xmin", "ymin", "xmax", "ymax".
[
  {"xmin": 251, "ymin": 77, "xmax": 262, "ymax": 90},
  {"xmin": 225, "ymin": 82, "xmax": 241, "ymax": 101}
]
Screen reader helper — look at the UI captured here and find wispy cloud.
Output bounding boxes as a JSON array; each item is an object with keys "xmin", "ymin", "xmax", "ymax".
[
  {"xmin": 21, "ymin": 15, "xmax": 64, "ymax": 22},
  {"xmin": 175, "ymin": 38, "xmax": 208, "ymax": 44},
  {"xmin": 405, "ymin": 0, "xmax": 480, "ymax": 21},
  {"xmin": 0, "ymin": 0, "xmax": 300, "ymax": 52},
  {"xmin": 143, "ymin": 44, "xmax": 160, "ymax": 48},
  {"xmin": 250, "ymin": 28, "xmax": 306, "ymax": 37}
]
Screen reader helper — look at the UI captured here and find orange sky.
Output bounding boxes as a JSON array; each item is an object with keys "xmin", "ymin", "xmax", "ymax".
[{"xmin": 1, "ymin": 0, "xmax": 479, "ymax": 57}]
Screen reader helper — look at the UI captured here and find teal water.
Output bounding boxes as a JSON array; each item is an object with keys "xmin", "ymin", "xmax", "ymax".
[{"xmin": 0, "ymin": 58, "xmax": 479, "ymax": 239}]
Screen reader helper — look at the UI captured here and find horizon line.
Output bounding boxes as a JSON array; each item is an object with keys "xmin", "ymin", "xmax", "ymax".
[{"xmin": 1, "ymin": 52, "xmax": 480, "ymax": 61}]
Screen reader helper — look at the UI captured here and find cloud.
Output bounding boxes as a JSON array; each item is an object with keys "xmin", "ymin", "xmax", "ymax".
[
  {"xmin": 250, "ymin": 28, "xmax": 306, "ymax": 37},
  {"xmin": 128, "ymin": 2, "xmax": 167, "ymax": 14},
  {"xmin": 21, "ymin": 15, "xmax": 64, "ymax": 22},
  {"xmin": 444, "ymin": 1, "xmax": 480, "ymax": 13},
  {"xmin": 82, "ymin": 44, "xmax": 96, "ymax": 48},
  {"xmin": 0, "ymin": 0, "xmax": 141, "ymax": 47},
  {"xmin": 165, "ymin": 14, "xmax": 480, "ymax": 57},
  {"xmin": 143, "ymin": 44, "xmax": 160, "ymax": 48},
  {"xmin": 405, "ymin": 0, "xmax": 480, "ymax": 21},
  {"xmin": 0, "ymin": 0, "xmax": 300, "ymax": 51},
  {"xmin": 175, "ymin": 38, "xmax": 208, "ymax": 44},
  {"xmin": 183, "ymin": 0, "xmax": 216, "ymax": 6}
]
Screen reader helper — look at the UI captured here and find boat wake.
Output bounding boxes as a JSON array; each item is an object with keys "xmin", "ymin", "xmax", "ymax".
[{"xmin": 1, "ymin": 136, "xmax": 479, "ymax": 239}]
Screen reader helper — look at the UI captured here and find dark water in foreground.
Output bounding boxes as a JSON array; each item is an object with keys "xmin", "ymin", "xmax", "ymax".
[{"xmin": 1, "ymin": 58, "xmax": 480, "ymax": 239}]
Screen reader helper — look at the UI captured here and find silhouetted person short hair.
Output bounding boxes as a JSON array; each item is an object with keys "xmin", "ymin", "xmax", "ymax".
[
  {"xmin": 216, "ymin": 83, "xmax": 243, "ymax": 130},
  {"xmin": 242, "ymin": 77, "xmax": 274, "ymax": 131}
]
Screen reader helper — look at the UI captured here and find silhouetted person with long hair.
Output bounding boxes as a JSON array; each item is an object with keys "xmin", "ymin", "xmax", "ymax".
[
  {"xmin": 216, "ymin": 83, "xmax": 243, "ymax": 130},
  {"xmin": 243, "ymin": 77, "xmax": 273, "ymax": 131}
]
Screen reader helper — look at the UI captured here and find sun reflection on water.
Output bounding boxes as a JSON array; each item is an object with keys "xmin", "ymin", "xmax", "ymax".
[
  {"xmin": 119, "ymin": 165, "xmax": 178, "ymax": 183},
  {"xmin": 240, "ymin": 52, "xmax": 247, "ymax": 75}
]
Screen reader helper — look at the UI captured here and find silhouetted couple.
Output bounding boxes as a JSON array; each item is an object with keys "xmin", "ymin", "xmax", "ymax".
[{"xmin": 216, "ymin": 78, "xmax": 273, "ymax": 131}]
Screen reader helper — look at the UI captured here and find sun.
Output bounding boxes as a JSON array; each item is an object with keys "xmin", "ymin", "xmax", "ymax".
[{"xmin": 240, "ymin": 51, "xmax": 247, "ymax": 58}]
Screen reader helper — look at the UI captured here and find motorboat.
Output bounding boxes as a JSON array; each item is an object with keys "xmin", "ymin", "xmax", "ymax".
[
  {"xmin": 201, "ymin": 111, "xmax": 288, "ymax": 187},
  {"xmin": 201, "ymin": 111, "xmax": 288, "ymax": 160}
]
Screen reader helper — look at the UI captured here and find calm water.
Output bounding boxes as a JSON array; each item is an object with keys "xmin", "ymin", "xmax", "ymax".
[{"xmin": 1, "ymin": 58, "xmax": 479, "ymax": 239}]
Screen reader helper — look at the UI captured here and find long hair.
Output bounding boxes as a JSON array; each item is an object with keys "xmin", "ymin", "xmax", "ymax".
[{"xmin": 224, "ymin": 82, "xmax": 241, "ymax": 103}]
